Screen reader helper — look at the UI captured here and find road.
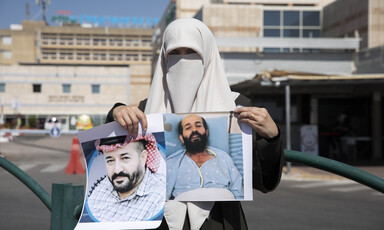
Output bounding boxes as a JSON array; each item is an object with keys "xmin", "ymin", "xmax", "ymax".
[
  {"xmin": 243, "ymin": 179, "xmax": 383, "ymax": 230},
  {"xmin": 0, "ymin": 135, "xmax": 383, "ymax": 229}
]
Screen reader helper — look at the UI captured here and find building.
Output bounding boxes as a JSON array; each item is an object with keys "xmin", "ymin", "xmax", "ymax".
[
  {"xmin": 323, "ymin": 0, "xmax": 384, "ymax": 50},
  {"xmin": 0, "ymin": 0, "xmax": 382, "ymax": 161},
  {"xmin": 0, "ymin": 20, "xmax": 154, "ymax": 129},
  {"xmin": 152, "ymin": 0, "xmax": 383, "ymax": 162}
]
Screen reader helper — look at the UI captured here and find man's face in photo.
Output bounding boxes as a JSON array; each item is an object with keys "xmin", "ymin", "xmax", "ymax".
[
  {"xmin": 103, "ymin": 142, "xmax": 147, "ymax": 195},
  {"xmin": 179, "ymin": 115, "xmax": 208, "ymax": 153}
]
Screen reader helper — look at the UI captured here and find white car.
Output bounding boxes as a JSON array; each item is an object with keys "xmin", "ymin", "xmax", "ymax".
[{"xmin": 44, "ymin": 117, "xmax": 62, "ymax": 130}]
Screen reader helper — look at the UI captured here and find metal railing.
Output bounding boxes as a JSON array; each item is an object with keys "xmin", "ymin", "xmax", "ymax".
[
  {"xmin": 1, "ymin": 150, "xmax": 383, "ymax": 229},
  {"xmin": 284, "ymin": 150, "xmax": 384, "ymax": 193},
  {"xmin": 0, "ymin": 156, "xmax": 83, "ymax": 230}
]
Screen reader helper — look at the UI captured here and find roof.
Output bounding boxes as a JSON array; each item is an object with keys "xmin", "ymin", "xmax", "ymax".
[{"xmin": 230, "ymin": 70, "xmax": 384, "ymax": 94}]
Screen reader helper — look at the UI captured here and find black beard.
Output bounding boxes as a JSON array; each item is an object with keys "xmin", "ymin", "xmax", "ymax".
[
  {"xmin": 109, "ymin": 167, "xmax": 143, "ymax": 194},
  {"xmin": 183, "ymin": 131, "xmax": 208, "ymax": 154}
]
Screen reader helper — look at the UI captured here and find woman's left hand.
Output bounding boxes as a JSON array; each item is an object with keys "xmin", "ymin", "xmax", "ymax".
[{"xmin": 234, "ymin": 107, "xmax": 279, "ymax": 139}]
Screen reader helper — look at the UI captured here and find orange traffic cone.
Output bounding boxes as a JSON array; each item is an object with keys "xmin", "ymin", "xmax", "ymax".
[{"xmin": 65, "ymin": 137, "xmax": 85, "ymax": 174}]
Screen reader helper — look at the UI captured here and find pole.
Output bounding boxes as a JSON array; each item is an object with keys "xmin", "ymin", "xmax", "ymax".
[{"xmin": 285, "ymin": 84, "xmax": 291, "ymax": 174}]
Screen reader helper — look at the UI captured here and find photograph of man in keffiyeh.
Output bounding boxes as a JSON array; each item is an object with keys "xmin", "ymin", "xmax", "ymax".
[{"xmin": 87, "ymin": 133, "xmax": 166, "ymax": 222}]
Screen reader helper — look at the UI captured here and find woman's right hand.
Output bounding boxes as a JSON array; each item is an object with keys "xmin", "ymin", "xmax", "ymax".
[{"xmin": 112, "ymin": 105, "xmax": 148, "ymax": 135}]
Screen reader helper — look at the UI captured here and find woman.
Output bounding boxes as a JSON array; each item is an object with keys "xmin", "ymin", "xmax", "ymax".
[{"xmin": 106, "ymin": 18, "xmax": 283, "ymax": 230}]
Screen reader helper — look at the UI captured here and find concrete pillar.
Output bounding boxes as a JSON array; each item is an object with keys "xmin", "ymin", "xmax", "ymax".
[
  {"xmin": 310, "ymin": 97, "xmax": 318, "ymax": 125},
  {"xmin": 371, "ymin": 91, "xmax": 382, "ymax": 161}
]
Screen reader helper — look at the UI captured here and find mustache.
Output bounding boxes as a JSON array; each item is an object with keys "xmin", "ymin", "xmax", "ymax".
[
  {"xmin": 189, "ymin": 131, "xmax": 202, "ymax": 140},
  {"xmin": 111, "ymin": 171, "xmax": 130, "ymax": 181}
]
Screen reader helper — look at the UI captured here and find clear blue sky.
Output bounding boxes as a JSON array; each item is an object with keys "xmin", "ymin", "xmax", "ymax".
[{"xmin": 0, "ymin": 0, "xmax": 171, "ymax": 29}]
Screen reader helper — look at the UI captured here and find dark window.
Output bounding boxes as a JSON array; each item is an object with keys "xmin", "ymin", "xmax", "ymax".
[
  {"xmin": 264, "ymin": 11, "xmax": 280, "ymax": 26},
  {"xmin": 284, "ymin": 11, "xmax": 300, "ymax": 26},
  {"xmin": 0, "ymin": 83, "xmax": 5, "ymax": 92},
  {"xmin": 92, "ymin": 84, "xmax": 100, "ymax": 94},
  {"xmin": 264, "ymin": 29, "xmax": 280, "ymax": 37},
  {"xmin": 263, "ymin": 48, "xmax": 281, "ymax": 53},
  {"xmin": 33, "ymin": 84, "xmax": 41, "ymax": 93},
  {"xmin": 284, "ymin": 29, "xmax": 300, "ymax": 37},
  {"xmin": 303, "ymin": 29, "xmax": 320, "ymax": 37},
  {"xmin": 283, "ymin": 48, "xmax": 300, "ymax": 53},
  {"xmin": 62, "ymin": 84, "xmax": 71, "ymax": 93},
  {"xmin": 303, "ymin": 11, "xmax": 320, "ymax": 26}
]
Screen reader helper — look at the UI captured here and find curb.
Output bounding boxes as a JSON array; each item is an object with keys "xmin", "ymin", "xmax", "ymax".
[{"xmin": 281, "ymin": 166, "xmax": 347, "ymax": 181}]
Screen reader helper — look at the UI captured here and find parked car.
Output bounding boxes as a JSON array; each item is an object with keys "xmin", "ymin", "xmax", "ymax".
[
  {"xmin": 76, "ymin": 114, "xmax": 93, "ymax": 131},
  {"xmin": 44, "ymin": 117, "xmax": 62, "ymax": 130}
]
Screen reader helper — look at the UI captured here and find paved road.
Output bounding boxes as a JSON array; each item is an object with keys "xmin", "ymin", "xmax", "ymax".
[
  {"xmin": 0, "ymin": 135, "xmax": 383, "ymax": 229},
  {"xmin": 243, "ymin": 179, "xmax": 383, "ymax": 230}
]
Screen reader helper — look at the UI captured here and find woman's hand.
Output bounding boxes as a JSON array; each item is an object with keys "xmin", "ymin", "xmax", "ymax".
[
  {"xmin": 234, "ymin": 107, "xmax": 278, "ymax": 139},
  {"xmin": 113, "ymin": 105, "xmax": 148, "ymax": 135}
]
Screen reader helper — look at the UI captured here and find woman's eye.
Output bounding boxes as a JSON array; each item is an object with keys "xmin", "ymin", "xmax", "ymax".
[
  {"xmin": 169, "ymin": 48, "xmax": 196, "ymax": 55},
  {"xmin": 169, "ymin": 50, "xmax": 180, "ymax": 55},
  {"xmin": 187, "ymin": 49, "xmax": 196, "ymax": 54}
]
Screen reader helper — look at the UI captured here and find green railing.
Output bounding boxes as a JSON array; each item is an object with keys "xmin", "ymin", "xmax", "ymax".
[
  {"xmin": 0, "ymin": 155, "xmax": 52, "ymax": 210},
  {"xmin": 284, "ymin": 149, "xmax": 384, "ymax": 193},
  {"xmin": 1, "ymin": 150, "xmax": 383, "ymax": 229},
  {"xmin": 0, "ymin": 156, "xmax": 83, "ymax": 230}
]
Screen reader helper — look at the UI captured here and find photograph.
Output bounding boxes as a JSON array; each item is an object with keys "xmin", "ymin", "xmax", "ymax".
[
  {"xmin": 163, "ymin": 112, "xmax": 253, "ymax": 201},
  {"xmin": 76, "ymin": 114, "xmax": 166, "ymax": 230}
]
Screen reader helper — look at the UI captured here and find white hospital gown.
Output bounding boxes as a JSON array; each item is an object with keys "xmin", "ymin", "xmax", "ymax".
[{"xmin": 166, "ymin": 146, "xmax": 244, "ymax": 200}]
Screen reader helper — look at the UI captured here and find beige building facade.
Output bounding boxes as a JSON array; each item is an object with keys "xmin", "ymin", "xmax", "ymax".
[
  {"xmin": 0, "ymin": 20, "xmax": 153, "ymax": 129},
  {"xmin": 0, "ymin": 65, "xmax": 129, "ymax": 115},
  {"xmin": 323, "ymin": 0, "xmax": 384, "ymax": 49}
]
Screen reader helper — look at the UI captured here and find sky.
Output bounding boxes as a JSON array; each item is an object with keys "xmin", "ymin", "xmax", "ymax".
[{"xmin": 0, "ymin": 0, "xmax": 171, "ymax": 29}]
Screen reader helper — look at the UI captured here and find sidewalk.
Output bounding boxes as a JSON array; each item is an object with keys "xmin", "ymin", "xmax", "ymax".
[{"xmin": 281, "ymin": 165, "xmax": 384, "ymax": 181}]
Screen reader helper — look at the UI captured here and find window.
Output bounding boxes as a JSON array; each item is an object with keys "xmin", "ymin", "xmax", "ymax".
[
  {"xmin": 92, "ymin": 84, "xmax": 100, "ymax": 94},
  {"xmin": 2, "ymin": 51, "xmax": 11, "ymax": 59},
  {"xmin": 2, "ymin": 36, "xmax": 12, "ymax": 45},
  {"xmin": 284, "ymin": 11, "xmax": 300, "ymax": 26},
  {"xmin": 263, "ymin": 48, "xmax": 281, "ymax": 53},
  {"xmin": 264, "ymin": 29, "xmax": 280, "ymax": 37},
  {"xmin": 33, "ymin": 84, "xmax": 41, "ymax": 93},
  {"xmin": 0, "ymin": 83, "xmax": 5, "ymax": 92},
  {"xmin": 59, "ymin": 52, "xmax": 73, "ymax": 60},
  {"xmin": 93, "ymin": 38, "xmax": 106, "ymax": 45},
  {"xmin": 303, "ymin": 29, "xmax": 320, "ymax": 38},
  {"xmin": 42, "ymin": 50, "xmax": 57, "ymax": 59},
  {"xmin": 284, "ymin": 29, "xmax": 300, "ymax": 37},
  {"xmin": 264, "ymin": 11, "xmax": 280, "ymax": 26},
  {"xmin": 77, "ymin": 52, "xmax": 90, "ymax": 60},
  {"xmin": 303, "ymin": 11, "xmax": 320, "ymax": 26},
  {"xmin": 62, "ymin": 84, "xmax": 71, "ymax": 93}
]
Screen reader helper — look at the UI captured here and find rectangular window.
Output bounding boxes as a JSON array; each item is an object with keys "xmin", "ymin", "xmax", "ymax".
[
  {"xmin": 0, "ymin": 83, "xmax": 5, "ymax": 92},
  {"xmin": 2, "ymin": 36, "xmax": 12, "ymax": 45},
  {"xmin": 62, "ymin": 84, "xmax": 71, "ymax": 93},
  {"xmin": 264, "ymin": 29, "xmax": 280, "ymax": 37},
  {"xmin": 303, "ymin": 11, "xmax": 320, "ymax": 26},
  {"xmin": 263, "ymin": 48, "xmax": 281, "ymax": 53},
  {"xmin": 33, "ymin": 84, "xmax": 41, "ymax": 93},
  {"xmin": 264, "ymin": 11, "xmax": 280, "ymax": 26},
  {"xmin": 303, "ymin": 29, "xmax": 320, "ymax": 38},
  {"xmin": 2, "ymin": 51, "xmax": 12, "ymax": 59},
  {"xmin": 284, "ymin": 11, "xmax": 300, "ymax": 26},
  {"xmin": 92, "ymin": 84, "xmax": 100, "ymax": 94},
  {"xmin": 283, "ymin": 29, "xmax": 300, "ymax": 37}
]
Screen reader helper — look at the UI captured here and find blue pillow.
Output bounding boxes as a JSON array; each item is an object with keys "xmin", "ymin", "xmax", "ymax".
[{"xmin": 163, "ymin": 114, "xmax": 229, "ymax": 156}]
